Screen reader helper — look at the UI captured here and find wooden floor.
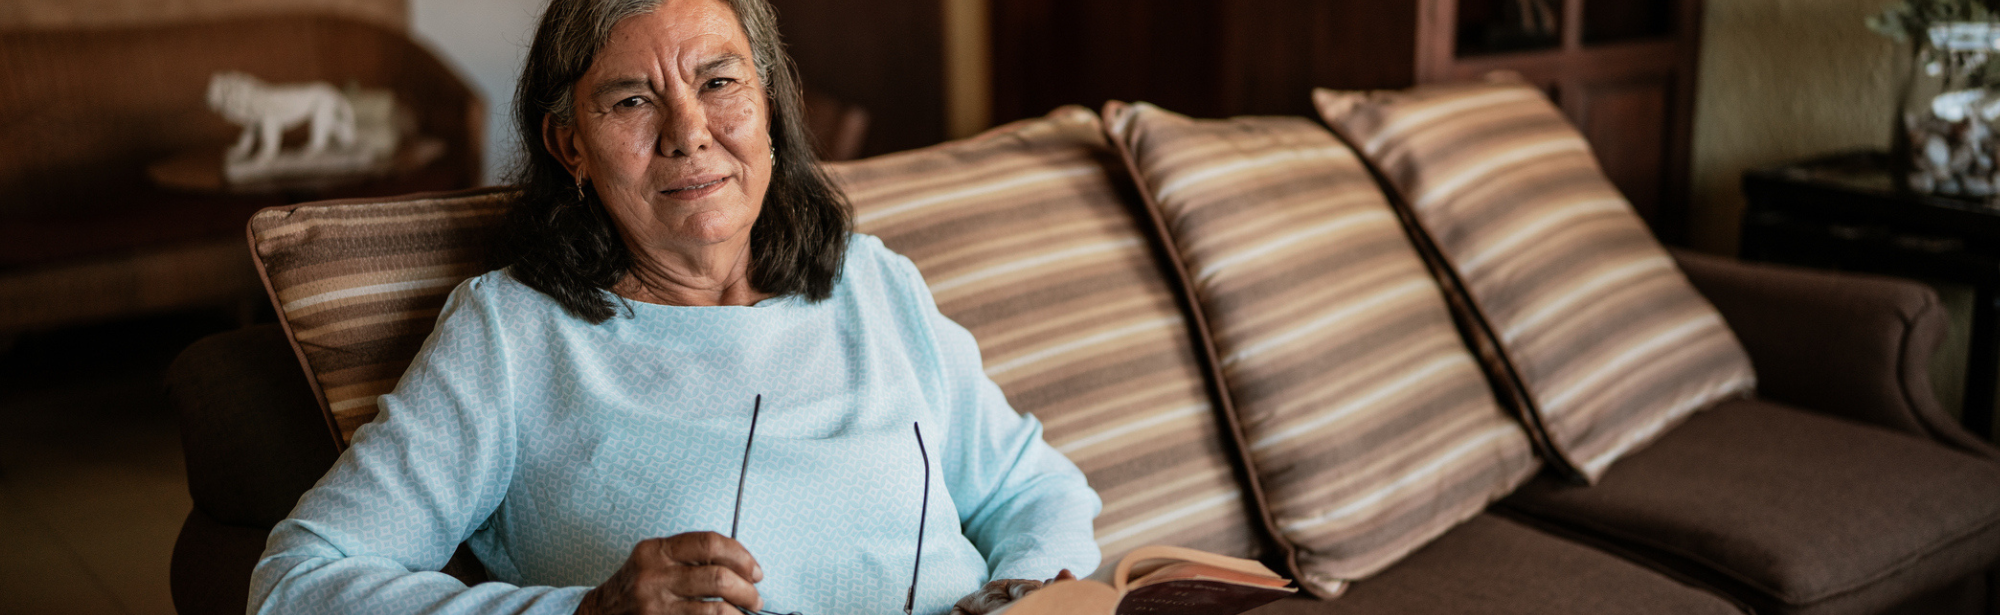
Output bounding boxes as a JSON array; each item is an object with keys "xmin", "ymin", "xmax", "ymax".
[{"xmin": 0, "ymin": 312, "xmax": 234, "ymax": 615}]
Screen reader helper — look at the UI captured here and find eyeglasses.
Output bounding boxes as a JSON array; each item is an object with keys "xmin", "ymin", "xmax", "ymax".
[{"xmin": 727, "ymin": 395, "xmax": 932, "ymax": 615}]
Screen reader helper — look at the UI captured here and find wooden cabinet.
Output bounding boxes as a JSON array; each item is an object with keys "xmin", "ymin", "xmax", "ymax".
[
  {"xmin": 769, "ymin": 0, "xmax": 944, "ymax": 157},
  {"xmin": 1422, "ymin": 0, "xmax": 1704, "ymax": 240},
  {"xmin": 990, "ymin": 0, "xmax": 1704, "ymax": 242}
]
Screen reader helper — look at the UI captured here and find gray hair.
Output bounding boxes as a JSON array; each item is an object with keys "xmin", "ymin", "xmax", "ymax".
[
  {"xmin": 502, "ymin": 0, "xmax": 851, "ymax": 323},
  {"xmin": 534, "ymin": 0, "xmax": 786, "ymax": 126}
]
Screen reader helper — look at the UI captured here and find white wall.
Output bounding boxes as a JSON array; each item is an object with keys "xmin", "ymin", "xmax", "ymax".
[{"xmin": 410, "ymin": 0, "xmax": 546, "ymax": 185}]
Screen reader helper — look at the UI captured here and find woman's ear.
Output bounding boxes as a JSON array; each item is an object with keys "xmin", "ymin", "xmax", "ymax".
[{"xmin": 542, "ymin": 113, "xmax": 587, "ymax": 181}]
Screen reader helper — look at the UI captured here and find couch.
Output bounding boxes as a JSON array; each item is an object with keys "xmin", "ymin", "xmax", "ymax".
[
  {"xmin": 0, "ymin": 14, "xmax": 482, "ymax": 337},
  {"xmin": 167, "ymin": 81, "xmax": 2000, "ymax": 615}
]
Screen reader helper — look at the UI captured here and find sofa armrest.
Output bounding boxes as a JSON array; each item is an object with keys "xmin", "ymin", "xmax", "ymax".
[
  {"xmin": 1672, "ymin": 249, "xmax": 1996, "ymax": 459},
  {"xmin": 167, "ymin": 323, "xmax": 339, "ymax": 528}
]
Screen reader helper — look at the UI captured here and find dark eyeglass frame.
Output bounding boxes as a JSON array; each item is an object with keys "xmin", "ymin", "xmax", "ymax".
[{"xmin": 727, "ymin": 395, "xmax": 932, "ymax": 615}]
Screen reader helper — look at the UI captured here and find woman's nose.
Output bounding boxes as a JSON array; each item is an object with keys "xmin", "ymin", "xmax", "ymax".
[{"xmin": 659, "ymin": 95, "xmax": 712, "ymax": 157}]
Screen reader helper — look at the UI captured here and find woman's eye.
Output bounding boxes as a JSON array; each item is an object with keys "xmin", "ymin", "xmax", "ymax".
[
  {"xmin": 704, "ymin": 78, "xmax": 735, "ymax": 90},
  {"xmin": 615, "ymin": 96, "xmax": 644, "ymax": 108}
]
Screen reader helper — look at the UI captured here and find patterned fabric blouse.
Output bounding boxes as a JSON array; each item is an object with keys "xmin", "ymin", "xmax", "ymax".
[{"xmin": 250, "ymin": 234, "xmax": 1103, "ymax": 615}]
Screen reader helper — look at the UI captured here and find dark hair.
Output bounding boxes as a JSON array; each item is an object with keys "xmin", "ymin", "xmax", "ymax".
[{"xmin": 502, "ymin": 0, "xmax": 851, "ymax": 323}]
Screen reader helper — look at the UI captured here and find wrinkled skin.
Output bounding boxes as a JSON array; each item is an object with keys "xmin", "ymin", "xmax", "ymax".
[
  {"xmin": 543, "ymin": 0, "xmax": 773, "ymax": 308},
  {"xmin": 549, "ymin": 2, "xmax": 1070, "ymax": 612},
  {"xmin": 576, "ymin": 532, "xmax": 765, "ymax": 615}
]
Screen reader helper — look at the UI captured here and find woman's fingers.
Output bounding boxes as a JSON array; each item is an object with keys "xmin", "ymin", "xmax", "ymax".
[
  {"xmin": 660, "ymin": 564, "xmax": 762, "ymax": 611},
  {"xmin": 584, "ymin": 533, "xmax": 765, "ymax": 615},
  {"xmin": 656, "ymin": 532, "xmax": 764, "ymax": 583}
]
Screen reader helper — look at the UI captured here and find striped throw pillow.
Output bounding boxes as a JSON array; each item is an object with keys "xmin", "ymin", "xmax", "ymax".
[
  {"xmin": 1313, "ymin": 80, "xmax": 1755, "ymax": 483},
  {"xmin": 1102, "ymin": 102, "xmax": 1539, "ymax": 597},
  {"xmin": 827, "ymin": 106, "xmax": 1266, "ymax": 570},
  {"xmin": 248, "ymin": 187, "xmax": 513, "ymax": 446}
]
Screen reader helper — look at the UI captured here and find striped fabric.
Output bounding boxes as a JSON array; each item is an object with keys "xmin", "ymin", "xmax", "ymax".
[
  {"xmin": 826, "ymin": 106, "xmax": 1265, "ymax": 572},
  {"xmin": 1103, "ymin": 102, "xmax": 1538, "ymax": 597},
  {"xmin": 1313, "ymin": 81, "xmax": 1755, "ymax": 483},
  {"xmin": 248, "ymin": 188, "xmax": 513, "ymax": 446}
]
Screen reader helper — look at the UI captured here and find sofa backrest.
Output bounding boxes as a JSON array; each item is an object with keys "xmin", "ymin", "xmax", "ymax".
[
  {"xmin": 245, "ymin": 108, "xmax": 1276, "ymax": 572},
  {"xmin": 0, "ymin": 14, "xmax": 482, "ymax": 213},
  {"xmin": 242, "ymin": 89, "xmax": 1756, "ymax": 595},
  {"xmin": 828, "ymin": 106, "xmax": 1270, "ymax": 572}
]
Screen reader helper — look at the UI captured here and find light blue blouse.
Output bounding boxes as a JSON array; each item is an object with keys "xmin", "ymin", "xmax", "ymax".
[{"xmin": 249, "ymin": 234, "xmax": 1102, "ymax": 615}]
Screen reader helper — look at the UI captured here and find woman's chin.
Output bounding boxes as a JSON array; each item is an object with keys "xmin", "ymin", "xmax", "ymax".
[{"xmin": 670, "ymin": 214, "xmax": 752, "ymax": 248}]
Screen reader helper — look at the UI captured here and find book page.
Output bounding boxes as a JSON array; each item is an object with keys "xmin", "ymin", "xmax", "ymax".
[
  {"xmin": 1127, "ymin": 562, "xmax": 1294, "ymax": 590},
  {"xmin": 1111, "ymin": 545, "xmax": 1283, "ymax": 592}
]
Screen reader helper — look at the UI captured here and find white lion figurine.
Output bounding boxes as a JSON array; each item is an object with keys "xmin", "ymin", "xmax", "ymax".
[{"xmin": 207, "ymin": 71, "xmax": 356, "ymax": 163}]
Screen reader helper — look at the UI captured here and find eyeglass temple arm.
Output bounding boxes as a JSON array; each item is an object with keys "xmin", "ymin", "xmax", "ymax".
[
  {"xmin": 731, "ymin": 394, "xmax": 762, "ymax": 541},
  {"xmin": 906, "ymin": 422, "xmax": 930, "ymax": 615}
]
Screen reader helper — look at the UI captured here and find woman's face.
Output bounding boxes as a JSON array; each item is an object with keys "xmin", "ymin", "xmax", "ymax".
[{"xmin": 548, "ymin": 0, "xmax": 771, "ymax": 257}]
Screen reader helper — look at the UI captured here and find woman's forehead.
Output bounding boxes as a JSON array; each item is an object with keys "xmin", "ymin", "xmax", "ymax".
[{"xmin": 596, "ymin": 0, "xmax": 750, "ymax": 73}]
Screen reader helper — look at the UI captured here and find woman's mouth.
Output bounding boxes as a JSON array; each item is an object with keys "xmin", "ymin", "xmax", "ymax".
[{"xmin": 661, "ymin": 176, "xmax": 728, "ymax": 200}]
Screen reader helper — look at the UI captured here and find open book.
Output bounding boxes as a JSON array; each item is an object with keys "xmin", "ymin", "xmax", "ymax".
[{"xmin": 995, "ymin": 545, "xmax": 1297, "ymax": 615}]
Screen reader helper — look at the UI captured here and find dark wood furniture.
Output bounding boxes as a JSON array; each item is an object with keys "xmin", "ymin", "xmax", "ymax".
[
  {"xmin": 988, "ymin": 0, "xmax": 1704, "ymax": 241},
  {"xmin": 1741, "ymin": 152, "xmax": 2000, "ymax": 439},
  {"xmin": 769, "ymin": 0, "xmax": 941, "ymax": 157},
  {"xmin": 0, "ymin": 15, "xmax": 483, "ymax": 335}
]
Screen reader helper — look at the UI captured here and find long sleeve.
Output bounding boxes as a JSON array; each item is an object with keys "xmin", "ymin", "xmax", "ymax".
[
  {"xmin": 248, "ymin": 278, "xmax": 588, "ymax": 615},
  {"xmin": 924, "ymin": 297, "xmax": 1104, "ymax": 582}
]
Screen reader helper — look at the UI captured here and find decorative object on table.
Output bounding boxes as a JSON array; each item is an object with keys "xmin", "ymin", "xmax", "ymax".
[
  {"xmin": 1869, "ymin": 0, "xmax": 2000, "ymax": 197},
  {"xmin": 206, "ymin": 71, "xmax": 405, "ymax": 184}
]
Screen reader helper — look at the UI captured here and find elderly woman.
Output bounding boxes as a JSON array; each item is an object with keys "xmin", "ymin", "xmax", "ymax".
[{"xmin": 246, "ymin": 0, "xmax": 1101, "ymax": 613}]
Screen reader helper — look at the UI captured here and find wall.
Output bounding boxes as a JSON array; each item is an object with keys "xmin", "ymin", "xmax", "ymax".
[
  {"xmin": 1689, "ymin": 0, "xmax": 1986, "ymax": 427},
  {"xmin": 0, "ymin": 0, "xmax": 405, "ymax": 29},
  {"xmin": 1687, "ymin": 0, "xmax": 1900, "ymax": 254},
  {"xmin": 408, "ymin": 0, "xmax": 543, "ymax": 185}
]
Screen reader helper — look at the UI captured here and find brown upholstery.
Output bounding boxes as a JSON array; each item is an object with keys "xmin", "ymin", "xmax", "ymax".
[
  {"xmin": 247, "ymin": 188, "xmax": 514, "ymax": 445},
  {"xmin": 0, "ymin": 15, "xmax": 480, "ymax": 213},
  {"xmin": 1245, "ymin": 515, "xmax": 1744, "ymax": 615},
  {"xmin": 1671, "ymin": 249, "xmax": 1997, "ymax": 460},
  {"xmin": 167, "ymin": 324, "xmax": 339, "ymax": 527},
  {"xmin": 0, "ymin": 14, "xmax": 481, "ymax": 333},
  {"xmin": 171, "ymin": 507, "xmax": 272, "ymax": 615},
  {"xmin": 1505, "ymin": 398, "xmax": 2000, "ymax": 614},
  {"xmin": 165, "ymin": 92, "xmax": 1998, "ymax": 614}
]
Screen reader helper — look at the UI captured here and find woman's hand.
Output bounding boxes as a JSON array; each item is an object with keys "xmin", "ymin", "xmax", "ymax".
[
  {"xmin": 576, "ymin": 532, "xmax": 765, "ymax": 615},
  {"xmin": 950, "ymin": 569, "xmax": 1076, "ymax": 615}
]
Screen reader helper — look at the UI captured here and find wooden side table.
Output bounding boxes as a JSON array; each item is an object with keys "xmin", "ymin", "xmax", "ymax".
[{"xmin": 1740, "ymin": 151, "xmax": 2000, "ymax": 438}]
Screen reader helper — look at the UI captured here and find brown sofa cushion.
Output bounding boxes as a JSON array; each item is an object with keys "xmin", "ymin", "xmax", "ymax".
[
  {"xmin": 1312, "ymin": 79, "xmax": 1756, "ymax": 483},
  {"xmin": 247, "ymin": 187, "xmax": 513, "ymax": 445},
  {"xmin": 1100, "ymin": 101, "xmax": 1537, "ymax": 596},
  {"xmin": 1245, "ymin": 514, "xmax": 1742, "ymax": 615},
  {"xmin": 1504, "ymin": 397, "xmax": 2000, "ymax": 614},
  {"xmin": 826, "ymin": 106, "xmax": 1266, "ymax": 569}
]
